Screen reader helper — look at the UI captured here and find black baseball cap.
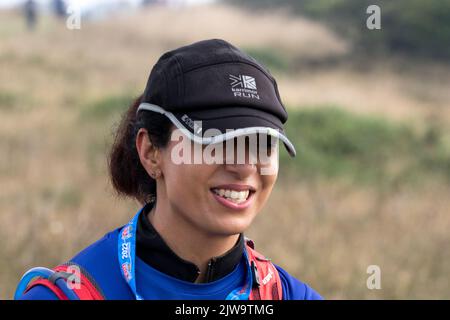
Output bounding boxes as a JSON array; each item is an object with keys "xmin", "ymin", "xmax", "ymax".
[{"xmin": 137, "ymin": 39, "xmax": 296, "ymax": 157}]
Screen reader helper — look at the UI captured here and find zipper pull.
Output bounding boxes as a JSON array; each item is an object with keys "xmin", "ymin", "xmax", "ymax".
[{"xmin": 206, "ymin": 259, "xmax": 216, "ymax": 282}]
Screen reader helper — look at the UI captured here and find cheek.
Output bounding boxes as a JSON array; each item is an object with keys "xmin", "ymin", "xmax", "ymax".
[
  {"xmin": 257, "ymin": 152, "xmax": 278, "ymax": 190},
  {"xmin": 163, "ymin": 163, "xmax": 213, "ymax": 205},
  {"xmin": 255, "ymin": 171, "xmax": 277, "ymax": 208},
  {"xmin": 162, "ymin": 139, "xmax": 213, "ymax": 201},
  {"xmin": 258, "ymin": 150, "xmax": 279, "ymax": 176}
]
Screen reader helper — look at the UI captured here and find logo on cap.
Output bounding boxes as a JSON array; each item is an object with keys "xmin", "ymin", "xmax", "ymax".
[{"xmin": 229, "ymin": 74, "xmax": 260, "ymax": 100}]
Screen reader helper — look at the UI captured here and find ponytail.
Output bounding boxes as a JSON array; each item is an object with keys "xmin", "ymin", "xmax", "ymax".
[{"xmin": 108, "ymin": 95, "xmax": 172, "ymax": 204}]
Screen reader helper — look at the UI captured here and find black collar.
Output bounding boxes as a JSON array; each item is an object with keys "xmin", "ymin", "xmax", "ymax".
[{"xmin": 136, "ymin": 202, "xmax": 245, "ymax": 283}]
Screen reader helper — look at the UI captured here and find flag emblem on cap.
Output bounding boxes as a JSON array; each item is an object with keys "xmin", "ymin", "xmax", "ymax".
[{"xmin": 229, "ymin": 75, "xmax": 257, "ymax": 90}]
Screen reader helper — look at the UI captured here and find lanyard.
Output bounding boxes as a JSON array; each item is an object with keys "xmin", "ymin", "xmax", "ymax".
[{"xmin": 118, "ymin": 206, "xmax": 253, "ymax": 300}]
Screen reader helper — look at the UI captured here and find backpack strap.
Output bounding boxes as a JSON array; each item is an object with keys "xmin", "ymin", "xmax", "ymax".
[
  {"xmin": 245, "ymin": 239, "xmax": 283, "ymax": 300},
  {"xmin": 25, "ymin": 277, "xmax": 69, "ymax": 300},
  {"xmin": 25, "ymin": 263, "xmax": 105, "ymax": 300}
]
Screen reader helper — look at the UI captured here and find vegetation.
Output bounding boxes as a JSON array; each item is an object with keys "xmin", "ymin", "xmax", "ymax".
[
  {"xmin": 225, "ymin": 0, "xmax": 450, "ymax": 60},
  {"xmin": 280, "ymin": 107, "xmax": 450, "ymax": 186}
]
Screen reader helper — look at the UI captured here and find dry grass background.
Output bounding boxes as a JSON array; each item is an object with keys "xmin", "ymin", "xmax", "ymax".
[{"xmin": 0, "ymin": 4, "xmax": 449, "ymax": 299}]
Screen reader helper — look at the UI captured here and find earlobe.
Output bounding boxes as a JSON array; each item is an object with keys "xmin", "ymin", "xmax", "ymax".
[
  {"xmin": 148, "ymin": 145, "xmax": 161, "ymax": 170},
  {"xmin": 149, "ymin": 169, "xmax": 162, "ymax": 179}
]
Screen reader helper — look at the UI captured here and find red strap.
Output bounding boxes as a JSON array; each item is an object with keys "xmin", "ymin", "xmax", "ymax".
[
  {"xmin": 54, "ymin": 265, "xmax": 104, "ymax": 300},
  {"xmin": 25, "ymin": 264, "xmax": 104, "ymax": 300},
  {"xmin": 26, "ymin": 279, "xmax": 69, "ymax": 300},
  {"xmin": 245, "ymin": 241, "xmax": 283, "ymax": 300}
]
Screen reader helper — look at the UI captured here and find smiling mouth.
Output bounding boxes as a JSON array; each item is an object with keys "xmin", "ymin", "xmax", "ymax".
[{"xmin": 210, "ymin": 188, "xmax": 255, "ymax": 204}]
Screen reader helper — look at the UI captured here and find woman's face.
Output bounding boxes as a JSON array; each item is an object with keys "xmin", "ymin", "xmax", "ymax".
[{"xmin": 157, "ymin": 130, "xmax": 279, "ymax": 237}]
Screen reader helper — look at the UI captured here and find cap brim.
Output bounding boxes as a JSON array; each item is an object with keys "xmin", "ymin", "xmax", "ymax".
[{"xmin": 137, "ymin": 103, "xmax": 296, "ymax": 157}]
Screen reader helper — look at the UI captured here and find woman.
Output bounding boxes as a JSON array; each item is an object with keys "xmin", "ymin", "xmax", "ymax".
[{"xmin": 18, "ymin": 39, "xmax": 322, "ymax": 300}]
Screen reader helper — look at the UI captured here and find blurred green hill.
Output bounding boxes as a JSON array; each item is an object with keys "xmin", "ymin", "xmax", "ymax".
[{"xmin": 225, "ymin": 0, "xmax": 450, "ymax": 60}]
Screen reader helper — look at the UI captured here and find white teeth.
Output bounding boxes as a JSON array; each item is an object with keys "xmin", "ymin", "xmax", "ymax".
[{"xmin": 212, "ymin": 188, "xmax": 251, "ymax": 203}]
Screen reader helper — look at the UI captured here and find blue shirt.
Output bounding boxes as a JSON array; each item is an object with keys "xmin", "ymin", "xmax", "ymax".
[
  {"xmin": 19, "ymin": 228, "xmax": 323, "ymax": 300},
  {"xmin": 135, "ymin": 255, "xmax": 246, "ymax": 299}
]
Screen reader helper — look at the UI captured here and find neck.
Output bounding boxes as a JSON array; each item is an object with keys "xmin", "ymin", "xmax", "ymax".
[{"xmin": 147, "ymin": 198, "xmax": 240, "ymax": 283}]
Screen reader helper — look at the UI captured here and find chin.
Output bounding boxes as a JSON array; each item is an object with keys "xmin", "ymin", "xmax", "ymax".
[{"xmin": 210, "ymin": 217, "xmax": 253, "ymax": 236}]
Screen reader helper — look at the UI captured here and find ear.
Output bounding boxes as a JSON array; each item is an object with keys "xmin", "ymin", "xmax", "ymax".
[{"xmin": 136, "ymin": 128, "xmax": 161, "ymax": 177}]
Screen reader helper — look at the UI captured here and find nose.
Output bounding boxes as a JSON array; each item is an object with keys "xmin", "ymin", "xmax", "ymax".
[
  {"xmin": 222, "ymin": 136, "xmax": 259, "ymax": 178},
  {"xmin": 223, "ymin": 162, "xmax": 257, "ymax": 179}
]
